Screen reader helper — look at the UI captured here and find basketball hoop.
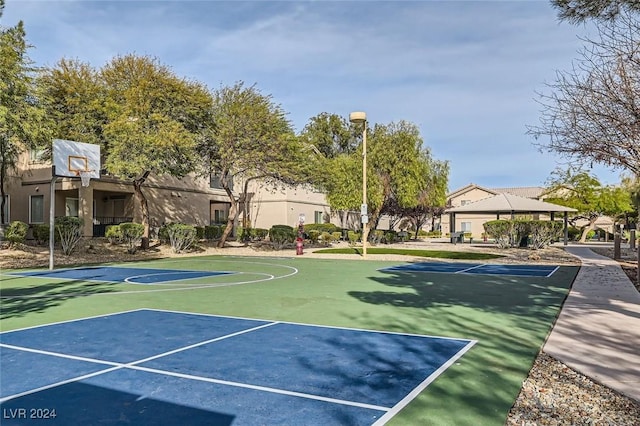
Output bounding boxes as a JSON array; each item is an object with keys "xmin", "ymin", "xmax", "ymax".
[{"xmin": 78, "ymin": 170, "xmax": 93, "ymax": 187}]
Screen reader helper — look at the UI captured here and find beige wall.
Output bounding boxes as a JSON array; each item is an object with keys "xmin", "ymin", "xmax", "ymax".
[{"xmin": 243, "ymin": 182, "xmax": 337, "ymax": 229}]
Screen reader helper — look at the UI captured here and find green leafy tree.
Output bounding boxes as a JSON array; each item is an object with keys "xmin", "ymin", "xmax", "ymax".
[
  {"xmin": 0, "ymin": 1, "xmax": 52, "ymax": 224},
  {"xmin": 38, "ymin": 58, "xmax": 106, "ymax": 147},
  {"xmin": 300, "ymin": 113, "xmax": 360, "ymax": 228},
  {"xmin": 551, "ymin": 0, "xmax": 640, "ymax": 23},
  {"xmin": 39, "ymin": 54, "xmax": 212, "ymax": 248},
  {"xmin": 387, "ymin": 154, "xmax": 449, "ymax": 239},
  {"xmin": 100, "ymin": 55, "xmax": 212, "ymax": 247},
  {"xmin": 544, "ymin": 168, "xmax": 633, "ymax": 242},
  {"xmin": 299, "ymin": 112, "xmax": 357, "ymax": 159},
  {"xmin": 197, "ymin": 82, "xmax": 303, "ymax": 248}
]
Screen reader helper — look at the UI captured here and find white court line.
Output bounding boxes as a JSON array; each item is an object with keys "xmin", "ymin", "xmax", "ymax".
[
  {"xmin": 1, "ymin": 319, "xmax": 390, "ymax": 412},
  {"xmin": 146, "ymin": 308, "xmax": 474, "ymax": 342},
  {"xmin": 455, "ymin": 264, "xmax": 486, "ymax": 274},
  {"xmin": 0, "ymin": 365, "xmax": 124, "ymax": 404},
  {"xmin": 0, "ymin": 309, "xmax": 146, "ymax": 334},
  {"xmin": 123, "ymin": 270, "xmax": 238, "ymax": 285},
  {"xmin": 0, "ymin": 322, "xmax": 279, "ymax": 403},
  {"xmin": 545, "ymin": 266, "xmax": 560, "ymax": 277},
  {"xmin": 129, "ymin": 364, "xmax": 390, "ymax": 412},
  {"xmin": 1, "ymin": 261, "xmax": 299, "ymax": 299},
  {"xmin": 371, "ymin": 339, "xmax": 478, "ymax": 426}
]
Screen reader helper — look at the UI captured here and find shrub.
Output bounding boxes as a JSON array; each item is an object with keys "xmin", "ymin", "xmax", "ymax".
[
  {"xmin": 371, "ymin": 230, "xmax": 384, "ymax": 244},
  {"xmin": 105, "ymin": 225, "xmax": 123, "ymax": 245},
  {"xmin": 158, "ymin": 224, "xmax": 170, "ymax": 243},
  {"xmin": 566, "ymin": 226, "xmax": 581, "ymax": 241},
  {"xmin": 119, "ymin": 222, "xmax": 145, "ymax": 254},
  {"xmin": 483, "ymin": 220, "xmax": 514, "ymax": 249},
  {"xmin": 4, "ymin": 221, "xmax": 28, "ymax": 246},
  {"xmin": 164, "ymin": 223, "xmax": 197, "ymax": 253},
  {"xmin": 347, "ymin": 231, "xmax": 360, "ymax": 245},
  {"xmin": 382, "ymin": 230, "xmax": 398, "ymax": 244},
  {"xmin": 204, "ymin": 225, "xmax": 223, "ymax": 240},
  {"xmin": 331, "ymin": 231, "xmax": 342, "ymax": 242},
  {"xmin": 308, "ymin": 230, "xmax": 320, "ymax": 243},
  {"xmin": 254, "ymin": 228, "xmax": 268, "ymax": 240},
  {"xmin": 55, "ymin": 216, "xmax": 83, "ymax": 255},
  {"xmin": 195, "ymin": 226, "xmax": 205, "ymax": 240},
  {"xmin": 529, "ymin": 220, "xmax": 564, "ymax": 250},
  {"xmin": 304, "ymin": 223, "xmax": 339, "ymax": 234},
  {"xmin": 320, "ymin": 231, "xmax": 334, "ymax": 245},
  {"xmin": 269, "ymin": 225, "xmax": 296, "ymax": 249},
  {"xmin": 424, "ymin": 230, "xmax": 442, "ymax": 238},
  {"xmin": 32, "ymin": 224, "xmax": 50, "ymax": 245}
]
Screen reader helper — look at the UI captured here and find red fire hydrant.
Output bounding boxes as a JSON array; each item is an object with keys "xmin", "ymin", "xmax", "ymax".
[{"xmin": 296, "ymin": 237, "xmax": 304, "ymax": 255}]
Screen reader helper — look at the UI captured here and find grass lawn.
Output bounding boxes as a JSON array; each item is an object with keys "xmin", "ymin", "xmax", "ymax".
[
  {"xmin": 314, "ymin": 247, "xmax": 504, "ymax": 260},
  {"xmin": 0, "ymin": 255, "xmax": 577, "ymax": 425}
]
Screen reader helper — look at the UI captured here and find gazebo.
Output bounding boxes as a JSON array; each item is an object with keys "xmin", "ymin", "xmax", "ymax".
[{"xmin": 444, "ymin": 192, "xmax": 577, "ymax": 245}]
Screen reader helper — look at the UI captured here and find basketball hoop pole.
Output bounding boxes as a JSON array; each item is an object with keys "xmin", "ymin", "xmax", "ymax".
[{"xmin": 49, "ymin": 168, "xmax": 56, "ymax": 270}]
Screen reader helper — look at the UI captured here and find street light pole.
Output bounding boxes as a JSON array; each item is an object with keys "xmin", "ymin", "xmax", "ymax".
[{"xmin": 349, "ymin": 111, "xmax": 367, "ymax": 259}]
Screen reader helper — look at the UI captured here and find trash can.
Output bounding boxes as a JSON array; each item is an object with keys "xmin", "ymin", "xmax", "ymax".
[{"xmin": 296, "ymin": 238, "xmax": 304, "ymax": 255}]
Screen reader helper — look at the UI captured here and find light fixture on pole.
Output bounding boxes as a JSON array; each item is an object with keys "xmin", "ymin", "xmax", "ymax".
[{"xmin": 349, "ymin": 111, "xmax": 367, "ymax": 259}]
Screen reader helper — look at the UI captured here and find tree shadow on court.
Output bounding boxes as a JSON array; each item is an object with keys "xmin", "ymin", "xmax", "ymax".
[
  {"xmin": 348, "ymin": 266, "xmax": 579, "ymax": 317},
  {"xmin": 2, "ymin": 380, "xmax": 235, "ymax": 425},
  {"xmin": 329, "ymin": 303, "xmax": 562, "ymax": 424},
  {"xmin": 0, "ymin": 279, "xmax": 119, "ymax": 320}
]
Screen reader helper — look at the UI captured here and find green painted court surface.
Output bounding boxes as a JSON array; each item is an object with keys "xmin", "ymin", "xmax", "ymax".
[{"xmin": 0, "ymin": 256, "xmax": 578, "ymax": 425}]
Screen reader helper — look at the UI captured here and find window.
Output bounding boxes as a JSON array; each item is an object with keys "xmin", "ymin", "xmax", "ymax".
[
  {"xmin": 461, "ymin": 222, "xmax": 472, "ymax": 232},
  {"xmin": 314, "ymin": 211, "xmax": 323, "ymax": 224},
  {"xmin": 210, "ymin": 172, "xmax": 233, "ymax": 191},
  {"xmin": 1, "ymin": 195, "xmax": 9, "ymax": 224},
  {"xmin": 65, "ymin": 198, "xmax": 79, "ymax": 217},
  {"xmin": 30, "ymin": 195, "xmax": 44, "ymax": 223},
  {"xmin": 213, "ymin": 209, "xmax": 227, "ymax": 224}
]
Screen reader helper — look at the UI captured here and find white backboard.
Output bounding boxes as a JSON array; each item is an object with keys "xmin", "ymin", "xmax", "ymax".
[{"xmin": 53, "ymin": 139, "xmax": 101, "ymax": 179}]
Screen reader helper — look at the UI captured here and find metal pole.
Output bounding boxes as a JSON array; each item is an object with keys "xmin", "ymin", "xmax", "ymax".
[
  {"xmin": 362, "ymin": 122, "xmax": 367, "ymax": 259},
  {"xmin": 49, "ymin": 175, "xmax": 56, "ymax": 270}
]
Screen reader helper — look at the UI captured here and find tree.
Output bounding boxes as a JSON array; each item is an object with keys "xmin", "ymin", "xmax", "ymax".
[
  {"xmin": 551, "ymin": 0, "xmax": 640, "ymax": 23},
  {"xmin": 529, "ymin": 12, "xmax": 640, "ymax": 175},
  {"xmin": 392, "ymin": 155, "xmax": 449, "ymax": 239},
  {"xmin": 197, "ymin": 82, "xmax": 302, "ymax": 248},
  {"xmin": 544, "ymin": 168, "xmax": 633, "ymax": 242},
  {"xmin": 101, "ymin": 55, "xmax": 212, "ymax": 247},
  {"xmin": 40, "ymin": 55, "xmax": 212, "ymax": 248},
  {"xmin": 299, "ymin": 112, "xmax": 357, "ymax": 159},
  {"xmin": 300, "ymin": 113, "xmax": 360, "ymax": 228},
  {"xmin": 322, "ymin": 120, "xmax": 441, "ymax": 245},
  {"xmin": 0, "ymin": 0, "xmax": 52, "ymax": 224}
]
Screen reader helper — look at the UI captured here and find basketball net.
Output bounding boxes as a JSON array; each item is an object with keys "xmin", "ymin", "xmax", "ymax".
[{"xmin": 78, "ymin": 170, "xmax": 93, "ymax": 187}]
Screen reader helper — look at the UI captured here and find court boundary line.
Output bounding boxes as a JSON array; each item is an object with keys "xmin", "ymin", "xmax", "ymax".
[
  {"xmin": 146, "ymin": 307, "xmax": 474, "ymax": 342},
  {"xmin": 0, "ymin": 308, "xmax": 146, "ymax": 334},
  {"xmin": 128, "ymin": 364, "xmax": 390, "ymax": 412},
  {"xmin": 371, "ymin": 339, "xmax": 477, "ymax": 425},
  {"xmin": 455, "ymin": 264, "xmax": 487, "ymax": 274},
  {"xmin": 0, "ymin": 259, "xmax": 299, "ymax": 299},
  {"xmin": 1, "ymin": 309, "xmax": 475, "ymax": 419},
  {"xmin": 0, "ymin": 321, "xmax": 279, "ymax": 402},
  {"xmin": 1, "ymin": 320, "xmax": 390, "ymax": 412},
  {"xmin": 378, "ymin": 262, "xmax": 560, "ymax": 278}
]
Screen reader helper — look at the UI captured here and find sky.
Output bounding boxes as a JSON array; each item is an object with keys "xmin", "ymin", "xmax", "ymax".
[{"xmin": 1, "ymin": 0, "xmax": 623, "ymax": 191}]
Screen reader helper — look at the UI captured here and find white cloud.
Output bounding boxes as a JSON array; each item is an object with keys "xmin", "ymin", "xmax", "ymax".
[{"xmin": 1, "ymin": 0, "xmax": 619, "ymax": 189}]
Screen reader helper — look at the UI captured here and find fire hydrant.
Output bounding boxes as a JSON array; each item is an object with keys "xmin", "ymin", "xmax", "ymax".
[{"xmin": 296, "ymin": 237, "xmax": 304, "ymax": 255}]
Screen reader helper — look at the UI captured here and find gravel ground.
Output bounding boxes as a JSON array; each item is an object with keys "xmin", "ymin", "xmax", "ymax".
[{"xmin": 2, "ymin": 239, "xmax": 639, "ymax": 424}]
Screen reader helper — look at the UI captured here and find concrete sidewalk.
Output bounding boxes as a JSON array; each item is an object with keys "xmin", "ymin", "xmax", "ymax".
[{"xmin": 544, "ymin": 246, "xmax": 640, "ymax": 402}]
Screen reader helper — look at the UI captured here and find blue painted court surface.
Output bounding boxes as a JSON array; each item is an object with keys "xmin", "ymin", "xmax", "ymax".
[
  {"xmin": 0, "ymin": 309, "xmax": 475, "ymax": 425},
  {"xmin": 9, "ymin": 266, "xmax": 231, "ymax": 284},
  {"xmin": 381, "ymin": 262, "xmax": 559, "ymax": 277}
]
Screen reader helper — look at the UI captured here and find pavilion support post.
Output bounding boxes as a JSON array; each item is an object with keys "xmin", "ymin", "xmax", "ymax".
[{"xmin": 563, "ymin": 212, "xmax": 568, "ymax": 246}]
